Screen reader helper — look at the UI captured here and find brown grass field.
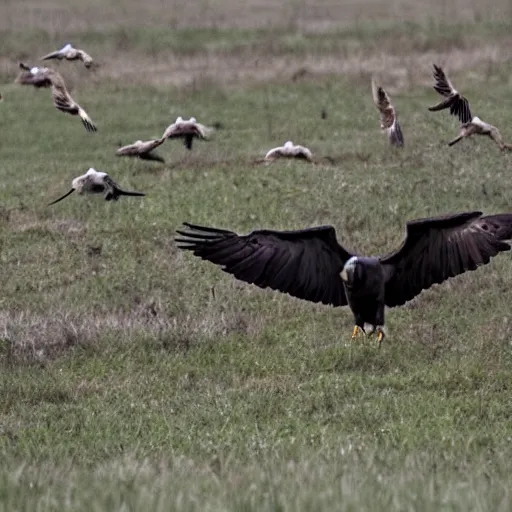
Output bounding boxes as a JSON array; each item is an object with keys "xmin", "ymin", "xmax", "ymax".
[{"xmin": 2, "ymin": 0, "xmax": 512, "ymax": 510}]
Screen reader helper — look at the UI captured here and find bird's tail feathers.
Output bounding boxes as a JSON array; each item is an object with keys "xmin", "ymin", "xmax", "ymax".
[{"xmin": 117, "ymin": 189, "xmax": 146, "ymax": 198}]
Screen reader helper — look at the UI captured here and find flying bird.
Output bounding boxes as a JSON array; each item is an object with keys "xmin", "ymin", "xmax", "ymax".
[
  {"xmin": 428, "ymin": 64, "xmax": 472, "ymax": 124},
  {"xmin": 40, "ymin": 43, "xmax": 95, "ymax": 69},
  {"xmin": 116, "ymin": 138, "xmax": 166, "ymax": 163},
  {"xmin": 428, "ymin": 64, "xmax": 512, "ymax": 150},
  {"xmin": 176, "ymin": 212, "xmax": 512, "ymax": 345},
  {"xmin": 448, "ymin": 117, "xmax": 512, "ymax": 151},
  {"xmin": 162, "ymin": 116, "xmax": 212, "ymax": 150},
  {"xmin": 371, "ymin": 78, "xmax": 404, "ymax": 147},
  {"xmin": 260, "ymin": 141, "xmax": 314, "ymax": 163},
  {"xmin": 16, "ymin": 62, "xmax": 97, "ymax": 132},
  {"xmin": 48, "ymin": 168, "xmax": 145, "ymax": 205}
]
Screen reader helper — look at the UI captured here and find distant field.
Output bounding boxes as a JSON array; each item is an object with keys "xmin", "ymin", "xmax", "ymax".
[{"xmin": 2, "ymin": 0, "xmax": 512, "ymax": 510}]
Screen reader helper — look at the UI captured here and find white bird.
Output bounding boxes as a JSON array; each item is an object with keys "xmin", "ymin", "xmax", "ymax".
[
  {"xmin": 40, "ymin": 43, "xmax": 95, "ymax": 69},
  {"xmin": 161, "ymin": 116, "xmax": 212, "ymax": 150},
  {"xmin": 48, "ymin": 168, "xmax": 146, "ymax": 205},
  {"xmin": 116, "ymin": 138, "xmax": 166, "ymax": 162},
  {"xmin": 371, "ymin": 78, "xmax": 404, "ymax": 147},
  {"xmin": 261, "ymin": 141, "xmax": 314, "ymax": 162},
  {"xmin": 16, "ymin": 62, "xmax": 97, "ymax": 132}
]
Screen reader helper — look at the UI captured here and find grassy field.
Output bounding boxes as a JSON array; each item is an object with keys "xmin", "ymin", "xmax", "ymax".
[{"xmin": 2, "ymin": 0, "xmax": 512, "ymax": 510}]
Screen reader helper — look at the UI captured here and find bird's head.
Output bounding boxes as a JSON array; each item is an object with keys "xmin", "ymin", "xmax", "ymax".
[
  {"xmin": 189, "ymin": 117, "xmax": 197, "ymax": 123},
  {"xmin": 61, "ymin": 43, "xmax": 73, "ymax": 51},
  {"xmin": 340, "ymin": 256, "xmax": 363, "ymax": 286},
  {"xmin": 71, "ymin": 174, "xmax": 86, "ymax": 190},
  {"xmin": 284, "ymin": 141, "xmax": 294, "ymax": 148}
]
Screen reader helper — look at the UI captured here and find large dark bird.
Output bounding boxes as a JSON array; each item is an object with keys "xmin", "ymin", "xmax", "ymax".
[
  {"xmin": 428, "ymin": 64, "xmax": 472, "ymax": 124},
  {"xmin": 176, "ymin": 212, "xmax": 512, "ymax": 345}
]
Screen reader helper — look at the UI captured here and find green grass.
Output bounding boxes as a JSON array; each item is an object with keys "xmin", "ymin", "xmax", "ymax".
[{"xmin": 3, "ymin": 4, "xmax": 512, "ymax": 509}]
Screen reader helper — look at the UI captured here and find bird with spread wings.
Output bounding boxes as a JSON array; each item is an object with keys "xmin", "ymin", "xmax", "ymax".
[
  {"xmin": 428, "ymin": 64, "xmax": 512, "ymax": 150},
  {"xmin": 48, "ymin": 168, "xmax": 146, "ymax": 205},
  {"xmin": 161, "ymin": 117, "xmax": 212, "ymax": 150},
  {"xmin": 259, "ymin": 141, "xmax": 314, "ymax": 163},
  {"xmin": 40, "ymin": 43, "xmax": 95, "ymax": 69},
  {"xmin": 177, "ymin": 212, "xmax": 512, "ymax": 345},
  {"xmin": 16, "ymin": 62, "xmax": 97, "ymax": 132}
]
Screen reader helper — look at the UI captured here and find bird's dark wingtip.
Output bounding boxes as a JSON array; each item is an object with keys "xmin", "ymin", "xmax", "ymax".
[
  {"xmin": 181, "ymin": 222, "xmax": 231, "ymax": 233},
  {"xmin": 175, "ymin": 238, "xmax": 197, "ymax": 248}
]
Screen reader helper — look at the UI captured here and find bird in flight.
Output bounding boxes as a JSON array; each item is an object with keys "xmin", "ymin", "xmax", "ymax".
[
  {"xmin": 40, "ymin": 43, "xmax": 95, "ymax": 69},
  {"xmin": 116, "ymin": 138, "xmax": 166, "ymax": 163},
  {"xmin": 371, "ymin": 78, "xmax": 404, "ymax": 147},
  {"xmin": 48, "ymin": 168, "xmax": 145, "ymax": 205},
  {"xmin": 16, "ymin": 62, "xmax": 97, "ymax": 132},
  {"xmin": 161, "ymin": 117, "xmax": 212, "ymax": 150},
  {"xmin": 428, "ymin": 64, "xmax": 512, "ymax": 150},
  {"xmin": 176, "ymin": 211, "xmax": 512, "ymax": 345},
  {"xmin": 259, "ymin": 141, "xmax": 314, "ymax": 163}
]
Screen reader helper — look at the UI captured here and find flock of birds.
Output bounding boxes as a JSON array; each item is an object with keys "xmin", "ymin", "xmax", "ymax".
[
  {"xmin": 4, "ymin": 42, "xmax": 512, "ymax": 346},
  {"xmin": 177, "ymin": 66, "xmax": 512, "ymax": 344},
  {"xmin": 370, "ymin": 64, "xmax": 512, "ymax": 150}
]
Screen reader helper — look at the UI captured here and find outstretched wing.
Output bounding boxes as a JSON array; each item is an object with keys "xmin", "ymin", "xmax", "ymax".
[
  {"xmin": 371, "ymin": 79, "xmax": 403, "ymax": 146},
  {"xmin": 428, "ymin": 64, "xmax": 472, "ymax": 123},
  {"xmin": 371, "ymin": 79, "xmax": 394, "ymax": 128},
  {"xmin": 116, "ymin": 142, "xmax": 140, "ymax": 156},
  {"xmin": 264, "ymin": 147, "xmax": 285, "ymax": 160},
  {"xmin": 39, "ymin": 49, "xmax": 64, "ymax": 61},
  {"xmin": 430, "ymin": 64, "xmax": 458, "ymax": 97},
  {"xmin": 117, "ymin": 138, "xmax": 164, "ymax": 156},
  {"xmin": 488, "ymin": 125, "xmax": 504, "ymax": 147},
  {"xmin": 48, "ymin": 71, "xmax": 74, "ymax": 108},
  {"xmin": 102, "ymin": 174, "xmax": 145, "ymax": 199},
  {"xmin": 101, "ymin": 174, "xmax": 122, "ymax": 193},
  {"xmin": 381, "ymin": 212, "xmax": 512, "ymax": 307},
  {"xmin": 77, "ymin": 49, "xmax": 94, "ymax": 68},
  {"xmin": 176, "ymin": 223, "xmax": 354, "ymax": 307}
]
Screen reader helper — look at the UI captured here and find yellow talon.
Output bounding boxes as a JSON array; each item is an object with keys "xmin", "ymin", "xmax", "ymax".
[
  {"xmin": 352, "ymin": 325, "xmax": 361, "ymax": 339},
  {"xmin": 377, "ymin": 330, "xmax": 385, "ymax": 346}
]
